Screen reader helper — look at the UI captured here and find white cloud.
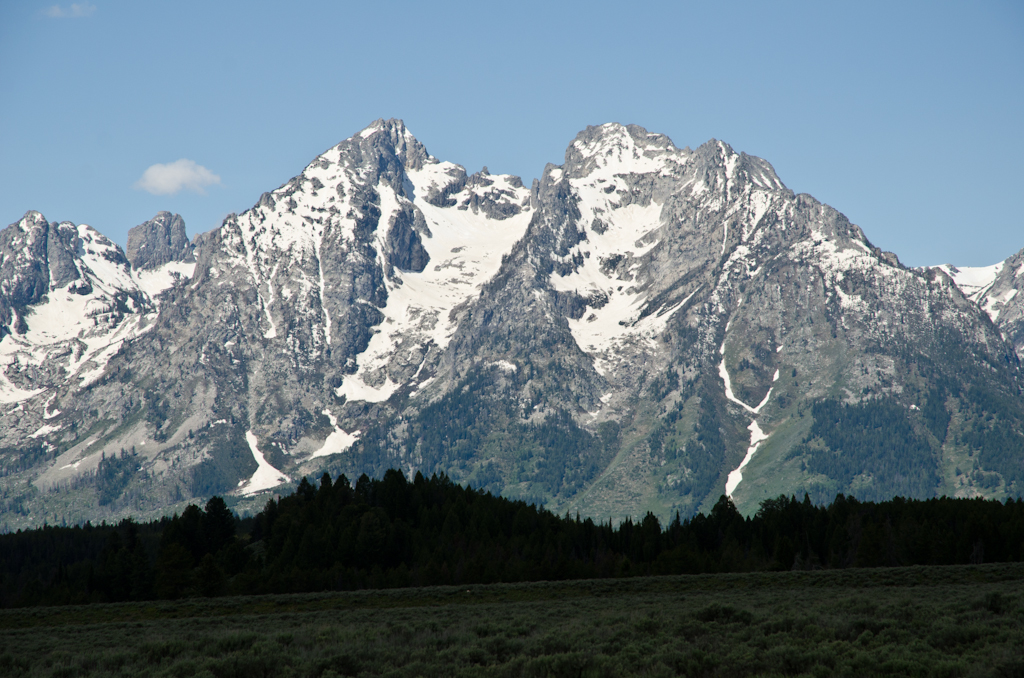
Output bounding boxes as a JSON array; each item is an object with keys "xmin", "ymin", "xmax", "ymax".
[
  {"xmin": 46, "ymin": 3, "xmax": 96, "ymax": 18},
  {"xmin": 134, "ymin": 159, "xmax": 222, "ymax": 196}
]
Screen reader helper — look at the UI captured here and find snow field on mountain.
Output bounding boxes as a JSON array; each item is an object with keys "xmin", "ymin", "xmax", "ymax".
[
  {"xmin": 240, "ymin": 431, "xmax": 290, "ymax": 495},
  {"xmin": 0, "ymin": 216, "xmax": 199, "ymax": 404},
  {"xmin": 984, "ymin": 288, "xmax": 1018, "ymax": 323},
  {"xmin": 335, "ymin": 173, "xmax": 532, "ymax": 403},
  {"xmin": 223, "ymin": 157, "xmax": 359, "ymax": 349},
  {"xmin": 132, "ymin": 261, "xmax": 196, "ymax": 300},
  {"xmin": 725, "ymin": 420, "xmax": 770, "ymax": 497},
  {"xmin": 0, "ymin": 367, "xmax": 42, "ymax": 404},
  {"xmin": 551, "ymin": 164, "xmax": 671, "ymax": 358},
  {"xmin": 29, "ymin": 422, "xmax": 60, "ymax": 438},
  {"xmin": 311, "ymin": 410, "xmax": 361, "ymax": 458},
  {"xmin": 718, "ymin": 341, "xmax": 779, "ymax": 416},
  {"xmin": 554, "ymin": 135, "xmax": 789, "ymax": 367},
  {"xmin": 222, "ymin": 132, "xmax": 539, "ymax": 382},
  {"xmin": 571, "ymin": 123, "xmax": 677, "ymax": 176},
  {"xmin": 721, "ymin": 356, "xmax": 781, "ymax": 496},
  {"xmin": 936, "ymin": 263, "xmax": 1003, "ymax": 303},
  {"xmin": 0, "ymin": 276, "xmax": 142, "ymax": 394},
  {"xmin": 789, "ymin": 228, "xmax": 886, "ymax": 313},
  {"xmin": 933, "ymin": 261, "xmax": 1024, "ymax": 324}
]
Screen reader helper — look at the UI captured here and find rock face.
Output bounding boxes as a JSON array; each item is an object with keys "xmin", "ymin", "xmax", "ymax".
[
  {"xmin": 126, "ymin": 212, "xmax": 193, "ymax": 271},
  {"xmin": 936, "ymin": 249, "xmax": 1024, "ymax": 362},
  {"xmin": 1, "ymin": 119, "xmax": 1023, "ymax": 530},
  {"xmin": 0, "ymin": 211, "xmax": 153, "ymax": 405},
  {"xmin": 987, "ymin": 248, "xmax": 1024, "ymax": 359}
]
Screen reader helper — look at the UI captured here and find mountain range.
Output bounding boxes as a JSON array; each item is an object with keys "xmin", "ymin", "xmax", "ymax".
[{"xmin": 1, "ymin": 119, "xmax": 1022, "ymax": 530}]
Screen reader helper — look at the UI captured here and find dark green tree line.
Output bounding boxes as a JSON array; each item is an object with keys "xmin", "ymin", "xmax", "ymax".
[{"xmin": 2, "ymin": 470, "xmax": 1024, "ymax": 607}]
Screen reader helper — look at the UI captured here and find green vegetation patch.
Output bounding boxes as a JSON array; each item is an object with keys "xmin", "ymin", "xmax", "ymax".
[
  {"xmin": 793, "ymin": 398, "xmax": 940, "ymax": 501},
  {"xmin": 1, "ymin": 567, "xmax": 1022, "ymax": 677}
]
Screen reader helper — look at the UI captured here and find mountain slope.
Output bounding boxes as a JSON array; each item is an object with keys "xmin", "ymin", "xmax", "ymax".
[
  {"xmin": 2, "ymin": 120, "xmax": 1023, "ymax": 529},
  {"xmin": 344, "ymin": 123, "xmax": 1023, "ymax": 519},
  {"xmin": 937, "ymin": 247, "xmax": 1024, "ymax": 361},
  {"xmin": 0, "ymin": 120, "xmax": 537, "ymax": 526},
  {"xmin": 0, "ymin": 212, "xmax": 163, "ymax": 406}
]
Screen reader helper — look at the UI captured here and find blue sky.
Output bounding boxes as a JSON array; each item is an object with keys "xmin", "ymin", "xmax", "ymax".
[{"xmin": 1, "ymin": 1, "xmax": 1021, "ymax": 267}]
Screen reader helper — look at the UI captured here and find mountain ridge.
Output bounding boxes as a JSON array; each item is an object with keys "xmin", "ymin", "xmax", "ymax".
[{"xmin": 1, "ymin": 119, "xmax": 1022, "ymax": 530}]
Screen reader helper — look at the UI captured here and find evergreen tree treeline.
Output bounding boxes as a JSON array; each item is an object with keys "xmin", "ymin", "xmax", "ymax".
[{"xmin": 2, "ymin": 470, "xmax": 1024, "ymax": 607}]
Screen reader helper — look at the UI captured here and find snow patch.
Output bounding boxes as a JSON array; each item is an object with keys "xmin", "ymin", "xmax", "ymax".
[
  {"xmin": 718, "ymin": 341, "xmax": 774, "ymax": 414},
  {"xmin": 571, "ymin": 124, "xmax": 675, "ymax": 176},
  {"xmin": 0, "ymin": 281, "xmax": 148, "ymax": 392},
  {"xmin": 0, "ymin": 217, "xmax": 184, "ymax": 396},
  {"xmin": 240, "ymin": 431, "xmax": 290, "ymax": 495},
  {"xmin": 334, "ymin": 174, "xmax": 532, "ymax": 403},
  {"xmin": 984, "ymin": 287, "xmax": 1019, "ymax": 323},
  {"xmin": 335, "ymin": 373, "xmax": 401, "ymax": 404},
  {"xmin": 132, "ymin": 261, "xmax": 196, "ymax": 300},
  {"xmin": 0, "ymin": 371, "xmax": 43, "ymax": 404},
  {"xmin": 938, "ymin": 262, "xmax": 1003, "ymax": 303},
  {"xmin": 311, "ymin": 410, "xmax": 360, "ymax": 458},
  {"xmin": 725, "ymin": 420, "xmax": 769, "ymax": 497},
  {"xmin": 29, "ymin": 423, "xmax": 61, "ymax": 439},
  {"xmin": 549, "ymin": 174, "xmax": 685, "ymax": 360}
]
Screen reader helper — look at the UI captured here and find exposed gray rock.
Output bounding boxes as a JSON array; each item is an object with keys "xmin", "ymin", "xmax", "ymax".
[
  {"xmin": 0, "ymin": 211, "xmax": 51, "ymax": 336},
  {"xmin": 967, "ymin": 246, "xmax": 1024, "ymax": 360},
  {"xmin": 385, "ymin": 206, "xmax": 430, "ymax": 273},
  {"xmin": 2, "ymin": 120, "xmax": 1023, "ymax": 531},
  {"xmin": 46, "ymin": 221, "xmax": 82, "ymax": 289},
  {"xmin": 991, "ymin": 247, "xmax": 1024, "ymax": 358},
  {"xmin": 126, "ymin": 211, "xmax": 193, "ymax": 270}
]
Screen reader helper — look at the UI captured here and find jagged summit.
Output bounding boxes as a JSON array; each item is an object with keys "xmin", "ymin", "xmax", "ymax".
[
  {"xmin": 350, "ymin": 118, "xmax": 431, "ymax": 171},
  {"xmin": 1, "ymin": 121, "xmax": 1022, "ymax": 531},
  {"xmin": 0, "ymin": 211, "xmax": 135, "ymax": 336},
  {"xmin": 935, "ymin": 247, "xmax": 1024, "ymax": 360},
  {"xmin": 0, "ymin": 210, "xmax": 166, "ymax": 406},
  {"xmin": 562, "ymin": 123, "xmax": 685, "ymax": 179},
  {"xmin": 126, "ymin": 211, "xmax": 193, "ymax": 271}
]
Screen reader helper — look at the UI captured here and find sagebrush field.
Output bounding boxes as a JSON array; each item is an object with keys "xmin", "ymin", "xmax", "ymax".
[{"xmin": 2, "ymin": 564, "xmax": 1022, "ymax": 677}]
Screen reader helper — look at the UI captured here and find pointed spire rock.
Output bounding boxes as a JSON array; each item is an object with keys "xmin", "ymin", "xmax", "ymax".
[{"xmin": 126, "ymin": 211, "xmax": 193, "ymax": 270}]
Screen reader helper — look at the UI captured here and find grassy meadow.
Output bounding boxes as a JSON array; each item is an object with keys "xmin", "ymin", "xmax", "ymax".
[{"xmin": 1, "ymin": 564, "xmax": 1022, "ymax": 677}]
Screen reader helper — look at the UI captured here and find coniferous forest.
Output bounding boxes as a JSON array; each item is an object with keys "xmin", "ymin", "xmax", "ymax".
[
  {"xmin": 3, "ymin": 470, "xmax": 1024, "ymax": 677},
  {"xmin": 3, "ymin": 469, "xmax": 1024, "ymax": 607}
]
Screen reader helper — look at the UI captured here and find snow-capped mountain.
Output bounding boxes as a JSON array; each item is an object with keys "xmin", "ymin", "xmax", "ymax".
[
  {"xmin": 0, "ymin": 211, "xmax": 196, "ymax": 407},
  {"xmin": 935, "ymin": 248, "xmax": 1024, "ymax": 360},
  {"xmin": 2, "ymin": 119, "xmax": 1022, "ymax": 529},
  {"xmin": 425, "ymin": 123, "xmax": 1022, "ymax": 518}
]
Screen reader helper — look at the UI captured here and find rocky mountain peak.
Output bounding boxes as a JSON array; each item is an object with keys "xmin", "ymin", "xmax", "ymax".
[
  {"xmin": 938, "ymin": 246, "xmax": 1024, "ymax": 361},
  {"xmin": 0, "ymin": 212, "xmax": 131, "ymax": 336},
  {"xmin": 352, "ymin": 118, "xmax": 430, "ymax": 172},
  {"xmin": 0, "ymin": 209, "xmax": 157, "ymax": 411},
  {"xmin": 2, "ymin": 121, "xmax": 1023, "ymax": 531},
  {"xmin": 126, "ymin": 211, "xmax": 193, "ymax": 271},
  {"xmin": 12, "ymin": 210, "xmax": 48, "ymax": 235},
  {"xmin": 0, "ymin": 212, "xmax": 51, "ymax": 336},
  {"xmin": 683, "ymin": 139, "xmax": 788, "ymax": 199},
  {"xmin": 562, "ymin": 123, "xmax": 685, "ymax": 181}
]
